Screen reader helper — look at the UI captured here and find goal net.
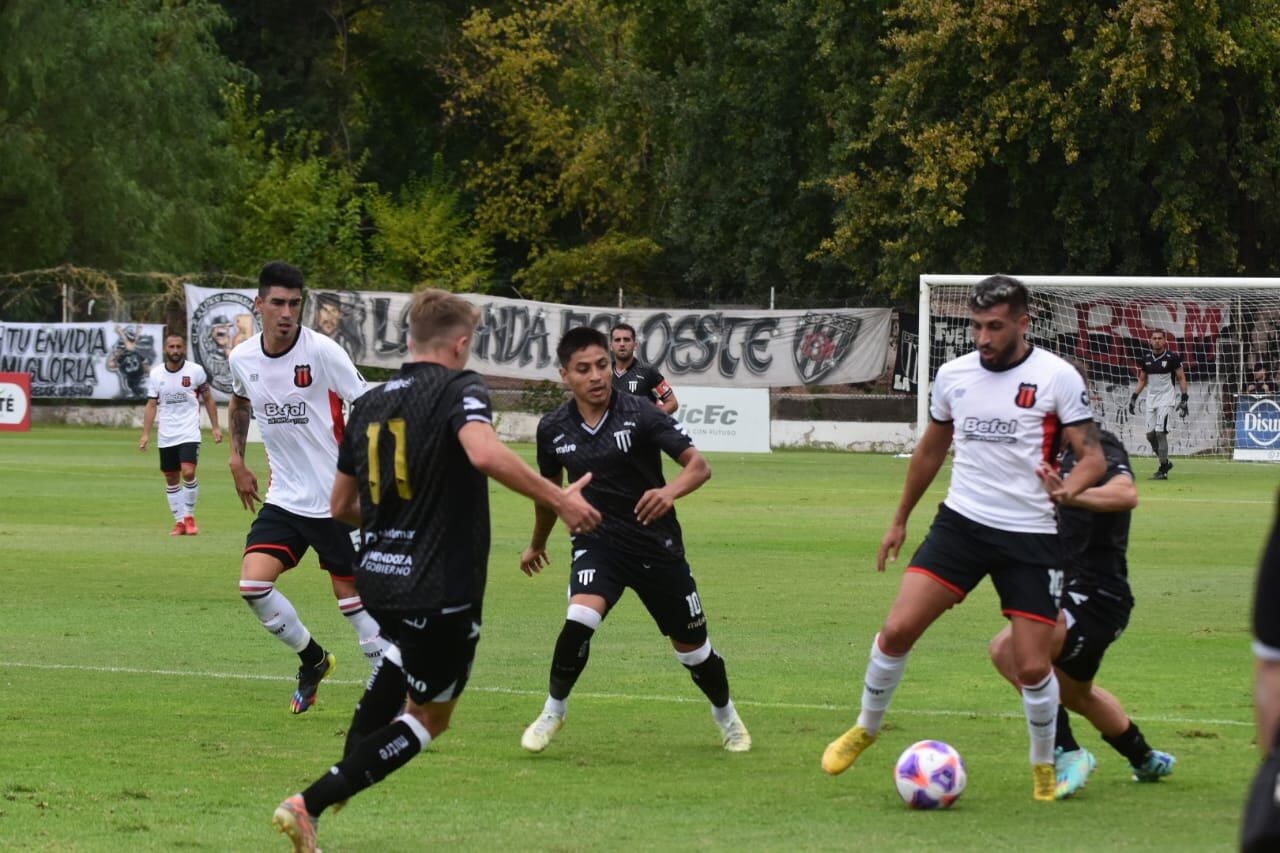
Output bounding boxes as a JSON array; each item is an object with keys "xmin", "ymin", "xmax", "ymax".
[{"xmin": 917, "ymin": 276, "xmax": 1280, "ymax": 461}]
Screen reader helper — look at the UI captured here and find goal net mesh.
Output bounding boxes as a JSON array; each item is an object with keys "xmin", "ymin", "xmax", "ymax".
[{"xmin": 924, "ymin": 280, "xmax": 1280, "ymax": 459}]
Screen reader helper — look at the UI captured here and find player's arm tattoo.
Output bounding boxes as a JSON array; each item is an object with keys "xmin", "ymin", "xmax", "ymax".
[
  {"xmin": 229, "ymin": 396, "xmax": 252, "ymax": 459},
  {"xmin": 1078, "ymin": 420, "xmax": 1101, "ymax": 449}
]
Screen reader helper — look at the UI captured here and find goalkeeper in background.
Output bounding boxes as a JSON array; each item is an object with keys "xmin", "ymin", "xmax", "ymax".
[{"xmin": 1128, "ymin": 330, "xmax": 1189, "ymax": 480}]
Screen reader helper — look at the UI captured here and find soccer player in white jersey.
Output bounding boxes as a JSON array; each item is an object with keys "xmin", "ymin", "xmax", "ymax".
[
  {"xmin": 228, "ymin": 262, "xmax": 390, "ymax": 715},
  {"xmin": 1128, "ymin": 330, "xmax": 1189, "ymax": 480},
  {"xmin": 821, "ymin": 275, "xmax": 1107, "ymax": 802},
  {"xmin": 139, "ymin": 333, "xmax": 222, "ymax": 535}
]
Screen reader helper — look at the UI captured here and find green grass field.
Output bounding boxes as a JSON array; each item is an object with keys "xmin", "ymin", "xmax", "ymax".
[{"xmin": 0, "ymin": 426, "xmax": 1273, "ymax": 851}]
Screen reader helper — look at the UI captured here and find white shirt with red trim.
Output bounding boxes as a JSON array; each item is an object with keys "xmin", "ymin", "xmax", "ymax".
[
  {"xmin": 930, "ymin": 346, "xmax": 1092, "ymax": 534},
  {"xmin": 147, "ymin": 360, "xmax": 209, "ymax": 447},
  {"xmin": 228, "ymin": 326, "xmax": 367, "ymax": 518}
]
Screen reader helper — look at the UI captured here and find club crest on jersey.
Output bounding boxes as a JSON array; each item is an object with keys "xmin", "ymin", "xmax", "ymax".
[
  {"xmin": 613, "ymin": 429, "xmax": 632, "ymax": 452},
  {"xmin": 1014, "ymin": 382, "xmax": 1038, "ymax": 409},
  {"xmin": 629, "ymin": 380, "xmax": 639, "ymax": 392},
  {"xmin": 181, "ymin": 376, "xmax": 192, "ymax": 387},
  {"xmin": 293, "ymin": 364, "xmax": 313, "ymax": 388}
]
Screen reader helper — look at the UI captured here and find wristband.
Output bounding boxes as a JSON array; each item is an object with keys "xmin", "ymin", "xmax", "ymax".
[{"xmin": 1180, "ymin": 393, "xmax": 1189, "ymax": 403}]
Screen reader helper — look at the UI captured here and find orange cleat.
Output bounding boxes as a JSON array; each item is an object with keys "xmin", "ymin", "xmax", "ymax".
[
  {"xmin": 170, "ymin": 521, "xmax": 187, "ymax": 536},
  {"xmin": 183, "ymin": 515, "xmax": 199, "ymax": 535}
]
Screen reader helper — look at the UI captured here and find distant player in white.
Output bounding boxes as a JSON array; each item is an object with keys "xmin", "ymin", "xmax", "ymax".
[
  {"xmin": 821, "ymin": 275, "xmax": 1106, "ymax": 802},
  {"xmin": 139, "ymin": 333, "xmax": 221, "ymax": 536},
  {"xmin": 228, "ymin": 261, "xmax": 390, "ymax": 715},
  {"xmin": 1128, "ymin": 330, "xmax": 1189, "ymax": 480}
]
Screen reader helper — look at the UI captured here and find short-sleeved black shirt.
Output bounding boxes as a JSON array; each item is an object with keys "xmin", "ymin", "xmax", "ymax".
[
  {"xmin": 1255, "ymin": 492, "xmax": 1280, "ymax": 654},
  {"xmin": 337, "ymin": 363, "xmax": 494, "ymax": 611},
  {"xmin": 536, "ymin": 389, "xmax": 694, "ymax": 559},
  {"xmin": 1057, "ymin": 428, "xmax": 1134, "ymax": 604},
  {"xmin": 612, "ymin": 360, "xmax": 673, "ymax": 404}
]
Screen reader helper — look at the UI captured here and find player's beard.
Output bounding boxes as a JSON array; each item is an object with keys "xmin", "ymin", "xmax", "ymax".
[
  {"xmin": 165, "ymin": 353, "xmax": 183, "ymax": 368},
  {"xmin": 980, "ymin": 338, "xmax": 1021, "ymax": 370}
]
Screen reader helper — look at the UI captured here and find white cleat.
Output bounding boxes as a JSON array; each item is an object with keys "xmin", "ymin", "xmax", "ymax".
[
  {"xmin": 521, "ymin": 712, "xmax": 565, "ymax": 753},
  {"xmin": 718, "ymin": 712, "xmax": 752, "ymax": 753}
]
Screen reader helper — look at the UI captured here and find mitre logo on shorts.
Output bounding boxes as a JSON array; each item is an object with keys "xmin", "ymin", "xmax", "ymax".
[
  {"xmin": 293, "ymin": 364, "xmax": 313, "ymax": 388},
  {"xmin": 1014, "ymin": 383, "xmax": 1038, "ymax": 409},
  {"xmin": 181, "ymin": 376, "xmax": 191, "ymax": 388},
  {"xmin": 960, "ymin": 416, "xmax": 1018, "ymax": 443},
  {"xmin": 263, "ymin": 401, "xmax": 309, "ymax": 425}
]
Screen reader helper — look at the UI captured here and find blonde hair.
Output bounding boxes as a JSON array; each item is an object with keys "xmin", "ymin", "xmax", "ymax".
[{"xmin": 408, "ymin": 289, "xmax": 479, "ymax": 349}]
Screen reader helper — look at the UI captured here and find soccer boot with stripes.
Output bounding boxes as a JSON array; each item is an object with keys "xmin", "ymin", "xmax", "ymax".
[
  {"xmin": 1131, "ymin": 749, "xmax": 1176, "ymax": 782},
  {"xmin": 170, "ymin": 521, "xmax": 187, "ymax": 536},
  {"xmin": 183, "ymin": 515, "xmax": 199, "ymax": 535},
  {"xmin": 521, "ymin": 711, "xmax": 565, "ymax": 753},
  {"xmin": 821, "ymin": 724, "xmax": 876, "ymax": 776},
  {"xmin": 1033, "ymin": 762, "xmax": 1057, "ymax": 801},
  {"xmin": 272, "ymin": 794, "xmax": 318, "ymax": 853},
  {"xmin": 718, "ymin": 710, "xmax": 752, "ymax": 753},
  {"xmin": 1054, "ymin": 747, "xmax": 1097, "ymax": 800},
  {"xmin": 291, "ymin": 653, "xmax": 336, "ymax": 715}
]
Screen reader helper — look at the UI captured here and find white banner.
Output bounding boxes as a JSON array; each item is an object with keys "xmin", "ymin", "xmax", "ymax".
[
  {"xmin": 0, "ymin": 322, "xmax": 166, "ymax": 400},
  {"xmin": 184, "ymin": 285, "xmax": 893, "ymax": 392},
  {"xmin": 673, "ymin": 387, "xmax": 771, "ymax": 453}
]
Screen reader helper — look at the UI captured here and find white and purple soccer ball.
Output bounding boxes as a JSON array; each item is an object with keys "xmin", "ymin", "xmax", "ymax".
[{"xmin": 893, "ymin": 740, "xmax": 967, "ymax": 809}]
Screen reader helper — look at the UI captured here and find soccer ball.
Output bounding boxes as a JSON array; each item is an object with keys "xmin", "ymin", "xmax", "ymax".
[{"xmin": 893, "ymin": 740, "xmax": 967, "ymax": 809}]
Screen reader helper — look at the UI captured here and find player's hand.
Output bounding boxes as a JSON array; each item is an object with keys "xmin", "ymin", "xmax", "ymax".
[
  {"xmin": 634, "ymin": 486, "xmax": 675, "ymax": 526},
  {"xmin": 138, "ymin": 434, "xmax": 148, "ymax": 451},
  {"xmin": 231, "ymin": 463, "xmax": 261, "ymax": 512},
  {"xmin": 1128, "ymin": 394, "xmax": 1137, "ymax": 415},
  {"xmin": 1177, "ymin": 401, "xmax": 1189, "ymax": 418},
  {"xmin": 520, "ymin": 546, "xmax": 550, "ymax": 577},
  {"xmin": 212, "ymin": 425, "xmax": 223, "ymax": 444},
  {"xmin": 1035, "ymin": 462, "xmax": 1072, "ymax": 504},
  {"xmin": 876, "ymin": 523, "xmax": 907, "ymax": 572},
  {"xmin": 557, "ymin": 472, "xmax": 601, "ymax": 535}
]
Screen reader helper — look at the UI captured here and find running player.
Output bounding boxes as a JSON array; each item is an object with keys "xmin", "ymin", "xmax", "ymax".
[
  {"xmin": 228, "ymin": 261, "xmax": 390, "ymax": 714},
  {"xmin": 611, "ymin": 323, "xmax": 678, "ymax": 414},
  {"xmin": 1128, "ymin": 330, "xmax": 1189, "ymax": 479},
  {"xmin": 989, "ymin": 426, "xmax": 1175, "ymax": 798},
  {"xmin": 821, "ymin": 274, "xmax": 1106, "ymax": 801},
  {"xmin": 139, "ymin": 333, "xmax": 221, "ymax": 535},
  {"xmin": 271, "ymin": 289, "xmax": 600, "ymax": 852},
  {"xmin": 518, "ymin": 326, "xmax": 750, "ymax": 755}
]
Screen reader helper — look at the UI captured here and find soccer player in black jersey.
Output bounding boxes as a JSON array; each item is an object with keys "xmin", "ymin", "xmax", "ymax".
[
  {"xmin": 989, "ymin": 426, "xmax": 1175, "ymax": 799},
  {"xmin": 1256, "ymin": 494, "xmax": 1280, "ymax": 754},
  {"xmin": 518, "ymin": 326, "xmax": 750, "ymax": 754},
  {"xmin": 611, "ymin": 322, "xmax": 678, "ymax": 414},
  {"xmin": 1128, "ymin": 330, "xmax": 1189, "ymax": 479},
  {"xmin": 271, "ymin": 290, "xmax": 600, "ymax": 853}
]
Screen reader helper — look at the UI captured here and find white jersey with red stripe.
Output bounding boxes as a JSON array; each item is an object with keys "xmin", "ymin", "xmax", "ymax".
[
  {"xmin": 228, "ymin": 326, "xmax": 367, "ymax": 518},
  {"xmin": 147, "ymin": 360, "xmax": 209, "ymax": 447},
  {"xmin": 930, "ymin": 346, "xmax": 1092, "ymax": 534}
]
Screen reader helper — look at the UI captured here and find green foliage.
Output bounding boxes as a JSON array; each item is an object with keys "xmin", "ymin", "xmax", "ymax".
[{"xmin": 0, "ymin": 0, "xmax": 244, "ymax": 273}]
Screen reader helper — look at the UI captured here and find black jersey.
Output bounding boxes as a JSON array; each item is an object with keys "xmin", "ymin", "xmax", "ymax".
[
  {"xmin": 1254, "ymin": 491, "xmax": 1280, "ymax": 655},
  {"xmin": 1057, "ymin": 428, "xmax": 1134, "ymax": 603},
  {"xmin": 1139, "ymin": 349, "xmax": 1184, "ymax": 407},
  {"xmin": 537, "ymin": 389, "xmax": 694, "ymax": 559},
  {"xmin": 612, "ymin": 359, "xmax": 673, "ymax": 404},
  {"xmin": 337, "ymin": 362, "xmax": 494, "ymax": 611}
]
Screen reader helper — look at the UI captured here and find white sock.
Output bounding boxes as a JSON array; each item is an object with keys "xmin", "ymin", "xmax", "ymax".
[
  {"xmin": 543, "ymin": 696, "xmax": 567, "ymax": 718},
  {"xmin": 855, "ymin": 633, "xmax": 908, "ymax": 735},
  {"xmin": 397, "ymin": 712, "xmax": 433, "ymax": 750},
  {"xmin": 338, "ymin": 596, "xmax": 391, "ymax": 666},
  {"xmin": 182, "ymin": 478, "xmax": 198, "ymax": 514},
  {"xmin": 240, "ymin": 582, "xmax": 311, "ymax": 652},
  {"xmin": 712, "ymin": 698, "xmax": 737, "ymax": 727},
  {"xmin": 1021, "ymin": 672, "xmax": 1060, "ymax": 765},
  {"xmin": 166, "ymin": 485, "xmax": 184, "ymax": 521}
]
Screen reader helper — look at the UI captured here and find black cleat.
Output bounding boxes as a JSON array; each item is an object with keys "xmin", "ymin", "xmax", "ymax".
[{"xmin": 291, "ymin": 653, "xmax": 335, "ymax": 714}]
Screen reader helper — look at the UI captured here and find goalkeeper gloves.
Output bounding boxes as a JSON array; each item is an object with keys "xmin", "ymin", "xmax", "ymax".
[
  {"xmin": 1177, "ymin": 393, "xmax": 1189, "ymax": 418},
  {"xmin": 1128, "ymin": 393, "xmax": 1138, "ymax": 415}
]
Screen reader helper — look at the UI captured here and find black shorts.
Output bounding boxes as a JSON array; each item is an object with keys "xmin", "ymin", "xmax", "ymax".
[
  {"xmin": 158, "ymin": 442, "xmax": 199, "ymax": 472},
  {"xmin": 569, "ymin": 546, "xmax": 708, "ymax": 644},
  {"xmin": 244, "ymin": 504, "xmax": 359, "ymax": 578},
  {"xmin": 1055, "ymin": 587, "xmax": 1133, "ymax": 682},
  {"xmin": 907, "ymin": 504, "xmax": 1065, "ymax": 624},
  {"xmin": 370, "ymin": 605, "xmax": 481, "ymax": 706}
]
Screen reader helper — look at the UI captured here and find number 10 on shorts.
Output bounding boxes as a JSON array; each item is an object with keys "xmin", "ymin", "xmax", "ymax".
[
  {"xmin": 685, "ymin": 591, "xmax": 703, "ymax": 617},
  {"xmin": 1047, "ymin": 569, "xmax": 1064, "ymax": 600}
]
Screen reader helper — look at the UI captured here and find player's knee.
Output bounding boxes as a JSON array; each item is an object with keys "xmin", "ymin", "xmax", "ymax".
[
  {"xmin": 878, "ymin": 619, "xmax": 918, "ymax": 656},
  {"xmin": 1145, "ymin": 430, "xmax": 1158, "ymax": 444},
  {"xmin": 239, "ymin": 580, "xmax": 273, "ymax": 605},
  {"xmin": 988, "ymin": 630, "xmax": 1009, "ymax": 665},
  {"xmin": 180, "ymin": 464, "xmax": 196, "ymax": 481},
  {"xmin": 566, "ymin": 603, "xmax": 603, "ymax": 630},
  {"xmin": 399, "ymin": 707, "xmax": 440, "ymax": 744},
  {"xmin": 1015, "ymin": 662, "xmax": 1052, "ymax": 686}
]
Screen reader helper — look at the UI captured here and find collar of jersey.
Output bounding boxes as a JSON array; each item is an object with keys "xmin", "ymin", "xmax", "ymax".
[
  {"xmin": 260, "ymin": 327, "xmax": 303, "ymax": 359},
  {"xmin": 163, "ymin": 362, "xmax": 185, "ymax": 373},
  {"xmin": 571, "ymin": 395, "xmax": 614, "ymax": 434},
  {"xmin": 979, "ymin": 342, "xmax": 1035, "ymax": 373},
  {"xmin": 612, "ymin": 359, "xmax": 635, "ymax": 378}
]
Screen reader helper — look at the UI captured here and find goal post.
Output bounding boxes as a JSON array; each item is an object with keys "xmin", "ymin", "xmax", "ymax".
[{"xmin": 917, "ymin": 275, "xmax": 1280, "ymax": 461}]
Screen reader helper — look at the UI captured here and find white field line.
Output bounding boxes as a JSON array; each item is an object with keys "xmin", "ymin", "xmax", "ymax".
[{"xmin": 1, "ymin": 660, "xmax": 1250, "ymax": 728}]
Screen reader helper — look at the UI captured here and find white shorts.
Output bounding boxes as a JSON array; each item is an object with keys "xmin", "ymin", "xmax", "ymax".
[{"xmin": 1145, "ymin": 404, "xmax": 1174, "ymax": 433}]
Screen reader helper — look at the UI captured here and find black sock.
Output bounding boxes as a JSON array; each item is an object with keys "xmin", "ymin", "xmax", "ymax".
[
  {"xmin": 344, "ymin": 659, "xmax": 406, "ymax": 756},
  {"xmin": 303, "ymin": 720, "xmax": 423, "ymax": 816},
  {"xmin": 1055, "ymin": 705, "xmax": 1080, "ymax": 752},
  {"xmin": 684, "ymin": 651, "xmax": 731, "ymax": 708},
  {"xmin": 299, "ymin": 638, "xmax": 325, "ymax": 669},
  {"xmin": 549, "ymin": 620, "xmax": 594, "ymax": 701},
  {"xmin": 1102, "ymin": 721, "xmax": 1152, "ymax": 766}
]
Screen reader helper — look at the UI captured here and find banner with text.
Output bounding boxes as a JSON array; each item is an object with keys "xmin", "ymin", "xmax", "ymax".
[
  {"xmin": 672, "ymin": 386, "xmax": 770, "ymax": 453},
  {"xmin": 0, "ymin": 372, "xmax": 31, "ymax": 431},
  {"xmin": 185, "ymin": 285, "xmax": 892, "ymax": 391},
  {"xmin": 1235, "ymin": 394, "xmax": 1280, "ymax": 462},
  {"xmin": 0, "ymin": 322, "xmax": 167, "ymax": 400}
]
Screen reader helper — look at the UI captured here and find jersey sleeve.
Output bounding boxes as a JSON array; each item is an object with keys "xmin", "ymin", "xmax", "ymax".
[
  {"xmin": 336, "ymin": 402, "xmax": 361, "ymax": 476},
  {"xmin": 146, "ymin": 368, "xmax": 161, "ymax": 399},
  {"xmin": 192, "ymin": 364, "xmax": 210, "ymax": 393},
  {"xmin": 535, "ymin": 416, "xmax": 562, "ymax": 479},
  {"xmin": 444, "ymin": 373, "xmax": 494, "ymax": 436},
  {"xmin": 644, "ymin": 404, "xmax": 695, "ymax": 460},
  {"xmin": 1052, "ymin": 362, "xmax": 1093, "ymax": 425},
  {"xmin": 229, "ymin": 350, "xmax": 249, "ymax": 399},
  {"xmin": 1255, "ymin": 492, "xmax": 1280, "ymax": 660},
  {"xmin": 1097, "ymin": 435, "xmax": 1134, "ymax": 485},
  {"xmin": 320, "ymin": 336, "xmax": 368, "ymax": 402},
  {"xmin": 928, "ymin": 365, "xmax": 953, "ymax": 423},
  {"xmin": 650, "ymin": 368, "xmax": 674, "ymax": 401}
]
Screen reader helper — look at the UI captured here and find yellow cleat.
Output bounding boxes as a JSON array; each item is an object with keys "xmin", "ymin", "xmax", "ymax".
[
  {"xmin": 272, "ymin": 794, "xmax": 318, "ymax": 852},
  {"xmin": 822, "ymin": 725, "xmax": 876, "ymax": 776},
  {"xmin": 1033, "ymin": 762, "xmax": 1056, "ymax": 801},
  {"xmin": 521, "ymin": 712, "xmax": 565, "ymax": 753}
]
